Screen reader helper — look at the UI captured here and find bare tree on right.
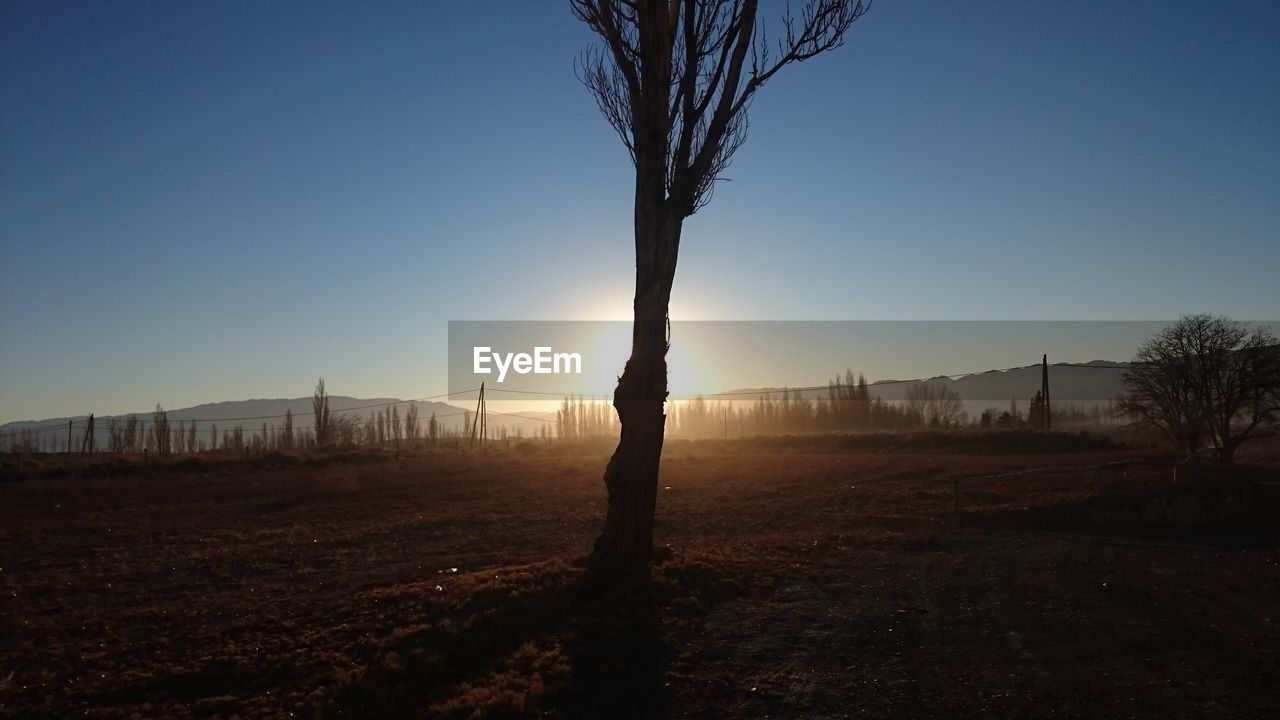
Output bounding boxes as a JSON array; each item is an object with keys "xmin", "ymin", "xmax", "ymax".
[{"xmin": 1121, "ymin": 314, "xmax": 1280, "ymax": 462}]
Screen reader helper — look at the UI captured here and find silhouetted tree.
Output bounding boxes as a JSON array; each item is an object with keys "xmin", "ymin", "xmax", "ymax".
[
  {"xmin": 107, "ymin": 418, "xmax": 122, "ymax": 453},
  {"xmin": 405, "ymin": 404, "xmax": 419, "ymax": 446},
  {"xmin": 313, "ymin": 378, "xmax": 332, "ymax": 449},
  {"xmin": 282, "ymin": 409, "xmax": 295, "ymax": 450},
  {"xmin": 1028, "ymin": 389, "xmax": 1046, "ymax": 429},
  {"xmin": 906, "ymin": 381, "xmax": 963, "ymax": 428},
  {"xmin": 1121, "ymin": 314, "xmax": 1280, "ymax": 461},
  {"xmin": 855, "ymin": 373, "xmax": 871, "ymax": 428},
  {"xmin": 150, "ymin": 404, "xmax": 171, "ymax": 456},
  {"xmin": 10, "ymin": 428, "xmax": 37, "ymax": 453},
  {"xmin": 334, "ymin": 414, "xmax": 359, "ymax": 447},
  {"xmin": 904, "ymin": 382, "xmax": 928, "ymax": 426},
  {"xmin": 390, "ymin": 404, "xmax": 402, "ymax": 448},
  {"xmin": 573, "ymin": 0, "xmax": 870, "ymax": 580}
]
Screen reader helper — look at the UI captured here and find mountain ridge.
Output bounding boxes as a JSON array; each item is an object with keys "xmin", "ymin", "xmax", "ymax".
[{"xmin": 719, "ymin": 360, "xmax": 1131, "ymax": 403}]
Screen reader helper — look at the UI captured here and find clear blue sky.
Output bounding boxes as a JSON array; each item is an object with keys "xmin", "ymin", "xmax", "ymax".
[{"xmin": 2, "ymin": 1, "xmax": 1278, "ymax": 423}]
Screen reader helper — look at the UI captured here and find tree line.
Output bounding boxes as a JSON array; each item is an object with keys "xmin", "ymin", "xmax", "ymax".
[
  {"xmin": 18, "ymin": 317, "xmax": 1272, "ymax": 457},
  {"xmin": 559, "ymin": 370, "xmax": 1127, "ymax": 440},
  {"xmin": 5, "ymin": 379, "xmax": 541, "ymax": 455}
]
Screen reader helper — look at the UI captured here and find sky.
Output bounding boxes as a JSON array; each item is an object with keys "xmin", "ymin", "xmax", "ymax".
[{"xmin": 2, "ymin": 1, "xmax": 1278, "ymax": 423}]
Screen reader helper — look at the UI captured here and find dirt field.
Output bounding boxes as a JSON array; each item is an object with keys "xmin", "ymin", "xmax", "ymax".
[{"xmin": 2, "ymin": 441, "xmax": 1278, "ymax": 719}]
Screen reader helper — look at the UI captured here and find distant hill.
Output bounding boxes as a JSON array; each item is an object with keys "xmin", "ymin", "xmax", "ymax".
[
  {"xmin": 720, "ymin": 360, "xmax": 1130, "ymax": 405},
  {"xmin": 0, "ymin": 396, "xmax": 558, "ymax": 440}
]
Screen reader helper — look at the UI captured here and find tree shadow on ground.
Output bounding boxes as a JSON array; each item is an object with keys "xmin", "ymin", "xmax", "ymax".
[
  {"xmin": 331, "ymin": 550, "xmax": 743, "ymax": 718},
  {"xmin": 561, "ymin": 577, "xmax": 667, "ymax": 720}
]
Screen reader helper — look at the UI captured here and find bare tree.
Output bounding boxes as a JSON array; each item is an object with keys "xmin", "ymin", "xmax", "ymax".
[
  {"xmin": 906, "ymin": 381, "xmax": 964, "ymax": 428},
  {"xmin": 391, "ymin": 405, "xmax": 402, "ymax": 447},
  {"xmin": 282, "ymin": 409, "xmax": 295, "ymax": 450},
  {"xmin": 150, "ymin": 404, "xmax": 170, "ymax": 456},
  {"xmin": 1121, "ymin": 314, "xmax": 1280, "ymax": 461},
  {"xmin": 1205, "ymin": 326, "xmax": 1280, "ymax": 460},
  {"xmin": 334, "ymin": 414, "xmax": 359, "ymax": 447},
  {"xmin": 405, "ymin": 404, "xmax": 420, "ymax": 446},
  {"xmin": 572, "ymin": 0, "xmax": 870, "ymax": 579},
  {"xmin": 122, "ymin": 414, "xmax": 139, "ymax": 453},
  {"xmin": 313, "ymin": 378, "xmax": 332, "ymax": 450},
  {"xmin": 904, "ymin": 382, "xmax": 929, "ymax": 427}
]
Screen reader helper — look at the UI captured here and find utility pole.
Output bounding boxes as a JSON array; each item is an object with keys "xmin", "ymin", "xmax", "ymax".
[
  {"xmin": 81, "ymin": 414, "xmax": 95, "ymax": 454},
  {"xmin": 470, "ymin": 383, "xmax": 486, "ymax": 446}
]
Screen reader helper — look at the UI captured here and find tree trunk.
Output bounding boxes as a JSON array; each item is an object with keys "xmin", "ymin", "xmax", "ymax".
[{"xmin": 588, "ymin": 199, "xmax": 681, "ymax": 581}]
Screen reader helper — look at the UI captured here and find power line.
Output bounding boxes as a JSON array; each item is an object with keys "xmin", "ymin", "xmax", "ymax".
[{"xmin": 488, "ymin": 410, "xmax": 561, "ymax": 424}]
